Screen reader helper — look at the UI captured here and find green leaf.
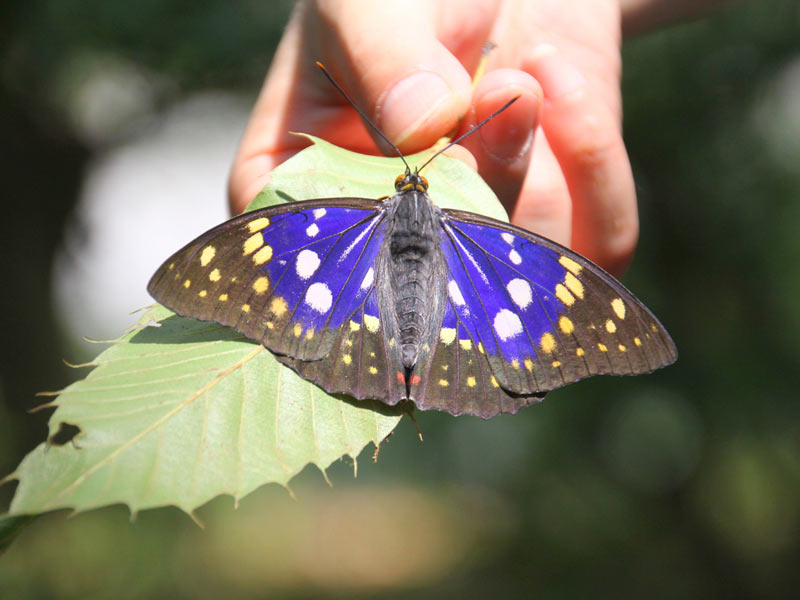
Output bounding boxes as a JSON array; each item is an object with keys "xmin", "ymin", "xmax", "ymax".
[
  {"xmin": 4, "ymin": 136, "xmax": 506, "ymax": 518},
  {"xmin": 250, "ymin": 134, "xmax": 509, "ymax": 221},
  {"xmin": 7, "ymin": 306, "xmax": 403, "ymax": 516}
]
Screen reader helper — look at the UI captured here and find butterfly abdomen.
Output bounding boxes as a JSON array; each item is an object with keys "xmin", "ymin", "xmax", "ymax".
[{"xmin": 383, "ymin": 191, "xmax": 447, "ymax": 372}]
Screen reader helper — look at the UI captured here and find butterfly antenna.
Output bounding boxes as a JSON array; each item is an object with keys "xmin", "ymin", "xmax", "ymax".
[
  {"xmin": 417, "ymin": 94, "xmax": 520, "ymax": 174},
  {"xmin": 316, "ymin": 61, "xmax": 411, "ymax": 173}
]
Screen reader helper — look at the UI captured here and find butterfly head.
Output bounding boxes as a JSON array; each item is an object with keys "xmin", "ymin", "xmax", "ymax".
[{"xmin": 394, "ymin": 170, "xmax": 429, "ymax": 193}]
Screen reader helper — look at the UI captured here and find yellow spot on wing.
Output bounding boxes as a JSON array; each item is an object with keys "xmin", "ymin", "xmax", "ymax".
[
  {"xmin": 241, "ymin": 304, "xmax": 251, "ymax": 313},
  {"xmin": 555, "ymin": 284, "xmax": 575, "ymax": 306},
  {"xmin": 440, "ymin": 328, "xmax": 456, "ymax": 345},
  {"xmin": 364, "ymin": 315, "xmax": 380, "ymax": 333},
  {"xmin": 438, "ymin": 379, "xmax": 449, "ymax": 387},
  {"xmin": 576, "ymin": 347, "xmax": 585, "ymax": 356},
  {"xmin": 198, "ymin": 290, "xmax": 207, "ymax": 298},
  {"xmin": 252, "ymin": 276, "xmax": 270, "ymax": 294},
  {"xmin": 349, "ymin": 320, "xmax": 361, "ymax": 332},
  {"xmin": 490, "ymin": 376, "xmax": 499, "ymax": 388},
  {"xmin": 611, "ymin": 298, "xmax": 626, "ymax": 319},
  {"xmin": 540, "ymin": 332, "xmax": 556, "ymax": 354},
  {"xmin": 305, "ymin": 329, "xmax": 314, "ymax": 340},
  {"xmin": 200, "ymin": 246, "xmax": 216, "ymax": 266},
  {"xmin": 209, "ymin": 268, "xmax": 221, "ymax": 282},
  {"xmin": 183, "ymin": 279, "xmax": 191, "ymax": 288},
  {"xmin": 243, "ymin": 233, "xmax": 263, "ymax": 256},
  {"xmin": 565, "ymin": 272, "xmax": 584, "ymax": 299},
  {"xmin": 478, "ymin": 342, "xmax": 485, "ymax": 354},
  {"xmin": 466, "ymin": 376, "xmax": 476, "ymax": 387},
  {"xmin": 266, "ymin": 322, "xmax": 274, "ymax": 329},
  {"xmin": 552, "ymin": 360, "xmax": 561, "ymax": 368},
  {"xmin": 524, "ymin": 359, "xmax": 533, "ymax": 371},
  {"xmin": 559, "ymin": 316, "xmax": 574, "ymax": 334},
  {"xmin": 369, "ymin": 366, "xmax": 378, "ymax": 375},
  {"xmin": 247, "ymin": 217, "xmax": 270, "ymax": 233},
  {"xmin": 618, "ymin": 344, "xmax": 627, "ymax": 352},
  {"xmin": 253, "ymin": 245, "xmax": 273, "ymax": 265},
  {"xmin": 559, "ymin": 255, "xmax": 582, "ymax": 274},
  {"xmin": 459, "ymin": 339, "xmax": 472, "ymax": 351},
  {"xmin": 270, "ymin": 296, "xmax": 288, "ymax": 317},
  {"xmin": 511, "ymin": 359, "xmax": 520, "ymax": 370},
  {"xmin": 342, "ymin": 354, "xmax": 352, "ymax": 365},
  {"xmin": 598, "ymin": 343, "xmax": 607, "ymax": 352},
  {"xmin": 293, "ymin": 323, "xmax": 302, "ymax": 338},
  {"xmin": 634, "ymin": 337, "xmax": 642, "ymax": 346},
  {"xmin": 605, "ymin": 319, "xmax": 617, "ymax": 333},
  {"xmin": 219, "ymin": 293, "xmax": 228, "ymax": 301}
]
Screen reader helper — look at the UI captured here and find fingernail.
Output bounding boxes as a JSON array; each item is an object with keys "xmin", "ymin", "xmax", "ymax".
[
  {"xmin": 378, "ymin": 71, "xmax": 453, "ymax": 145},
  {"xmin": 529, "ymin": 44, "xmax": 587, "ymax": 100}
]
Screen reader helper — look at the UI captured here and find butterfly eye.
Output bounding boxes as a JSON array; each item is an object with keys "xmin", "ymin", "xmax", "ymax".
[
  {"xmin": 394, "ymin": 174, "xmax": 405, "ymax": 189},
  {"xmin": 419, "ymin": 175, "xmax": 428, "ymax": 190}
]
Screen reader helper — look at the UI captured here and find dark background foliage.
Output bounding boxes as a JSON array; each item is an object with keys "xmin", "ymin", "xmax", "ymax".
[{"xmin": 2, "ymin": 1, "xmax": 799, "ymax": 598}]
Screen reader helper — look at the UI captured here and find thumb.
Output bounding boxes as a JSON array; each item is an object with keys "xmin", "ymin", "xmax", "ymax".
[{"xmin": 315, "ymin": 1, "xmax": 473, "ymax": 153}]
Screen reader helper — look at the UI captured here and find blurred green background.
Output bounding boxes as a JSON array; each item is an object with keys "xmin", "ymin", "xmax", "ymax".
[{"xmin": 2, "ymin": 1, "xmax": 800, "ymax": 598}]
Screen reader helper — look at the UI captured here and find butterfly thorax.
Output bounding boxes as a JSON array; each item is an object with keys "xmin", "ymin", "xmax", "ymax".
[{"xmin": 378, "ymin": 186, "xmax": 448, "ymax": 377}]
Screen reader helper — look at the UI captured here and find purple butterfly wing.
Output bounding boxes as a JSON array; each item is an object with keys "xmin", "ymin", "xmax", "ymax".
[
  {"xmin": 148, "ymin": 199, "xmax": 384, "ymax": 361},
  {"xmin": 422, "ymin": 209, "xmax": 676, "ymax": 411}
]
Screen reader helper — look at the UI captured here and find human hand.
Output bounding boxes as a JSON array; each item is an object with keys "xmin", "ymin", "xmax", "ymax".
[{"xmin": 229, "ymin": 0, "xmax": 635, "ymax": 275}]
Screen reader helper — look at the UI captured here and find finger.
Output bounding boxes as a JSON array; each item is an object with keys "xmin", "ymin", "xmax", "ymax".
[
  {"xmin": 228, "ymin": 8, "xmax": 308, "ymax": 215},
  {"xmin": 230, "ymin": 0, "xmax": 480, "ymax": 215},
  {"xmin": 524, "ymin": 45, "xmax": 637, "ymax": 276},
  {"xmin": 458, "ymin": 68, "xmax": 542, "ymax": 218},
  {"xmin": 314, "ymin": 0, "xmax": 476, "ymax": 153},
  {"xmin": 513, "ymin": 133, "xmax": 573, "ymax": 247}
]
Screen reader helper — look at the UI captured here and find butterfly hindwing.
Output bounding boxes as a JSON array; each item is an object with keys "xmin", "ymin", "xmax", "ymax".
[
  {"xmin": 438, "ymin": 208, "xmax": 677, "ymax": 397},
  {"xmin": 148, "ymin": 198, "xmax": 385, "ymax": 361},
  {"xmin": 416, "ymin": 300, "xmax": 546, "ymax": 417},
  {"xmin": 277, "ymin": 285, "xmax": 408, "ymax": 405}
]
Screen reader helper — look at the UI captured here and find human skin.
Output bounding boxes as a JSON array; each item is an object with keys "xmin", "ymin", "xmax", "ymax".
[{"xmin": 229, "ymin": 0, "xmax": 730, "ymax": 276}]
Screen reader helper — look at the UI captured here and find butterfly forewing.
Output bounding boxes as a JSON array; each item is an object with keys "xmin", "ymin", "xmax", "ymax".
[
  {"xmin": 439, "ymin": 208, "xmax": 677, "ymax": 396},
  {"xmin": 148, "ymin": 199, "xmax": 384, "ymax": 361}
]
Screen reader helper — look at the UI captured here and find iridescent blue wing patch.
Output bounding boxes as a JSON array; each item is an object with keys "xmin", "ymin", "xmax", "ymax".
[
  {"xmin": 420, "ymin": 208, "xmax": 677, "ymax": 415},
  {"xmin": 148, "ymin": 198, "xmax": 385, "ymax": 362}
]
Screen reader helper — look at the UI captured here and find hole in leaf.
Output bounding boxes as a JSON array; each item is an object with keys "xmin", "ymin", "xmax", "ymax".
[{"xmin": 48, "ymin": 422, "xmax": 81, "ymax": 446}]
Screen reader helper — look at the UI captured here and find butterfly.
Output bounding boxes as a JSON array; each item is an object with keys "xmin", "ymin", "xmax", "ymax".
[{"xmin": 148, "ymin": 66, "xmax": 677, "ymax": 419}]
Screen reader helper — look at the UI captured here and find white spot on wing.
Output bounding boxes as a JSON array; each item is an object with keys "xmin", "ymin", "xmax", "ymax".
[
  {"xmin": 448, "ymin": 280, "xmax": 465, "ymax": 306},
  {"xmin": 501, "ymin": 232, "xmax": 514, "ymax": 245},
  {"xmin": 509, "ymin": 249, "xmax": 522, "ymax": 265},
  {"xmin": 306, "ymin": 223, "xmax": 319, "ymax": 237},
  {"xmin": 296, "ymin": 249, "xmax": 320, "ymax": 279},
  {"xmin": 313, "ymin": 208, "xmax": 327, "ymax": 219},
  {"xmin": 305, "ymin": 282, "xmax": 332, "ymax": 313},
  {"xmin": 361, "ymin": 267, "xmax": 374, "ymax": 290},
  {"xmin": 493, "ymin": 309, "xmax": 523, "ymax": 341},
  {"xmin": 507, "ymin": 278, "xmax": 532, "ymax": 309}
]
